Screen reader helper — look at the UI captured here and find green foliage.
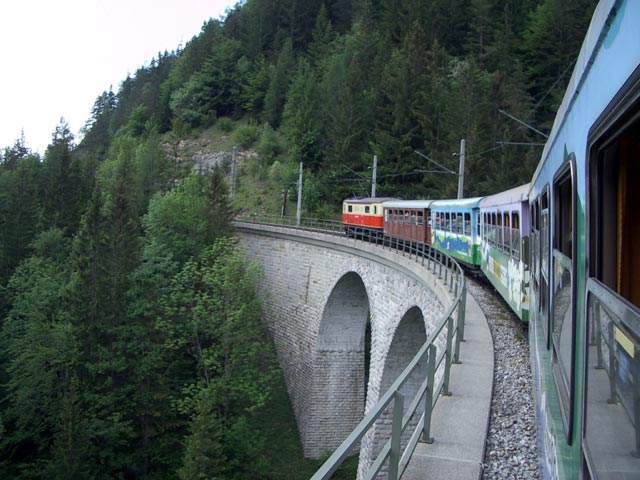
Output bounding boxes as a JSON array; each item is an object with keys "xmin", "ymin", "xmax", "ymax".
[
  {"xmin": 232, "ymin": 122, "xmax": 259, "ymax": 148},
  {"xmin": 161, "ymin": 238, "xmax": 276, "ymax": 479},
  {"xmin": 0, "ymin": 148, "xmax": 43, "ymax": 292},
  {"xmin": 216, "ymin": 116, "xmax": 234, "ymax": 132},
  {"xmin": 0, "ymin": 231, "xmax": 75, "ymax": 472},
  {"xmin": 264, "ymin": 38, "xmax": 295, "ymax": 126},
  {"xmin": 256, "ymin": 122, "xmax": 282, "ymax": 161},
  {"xmin": 42, "ymin": 119, "xmax": 84, "ymax": 234}
]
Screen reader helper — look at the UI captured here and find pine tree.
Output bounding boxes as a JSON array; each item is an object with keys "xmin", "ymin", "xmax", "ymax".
[
  {"xmin": 264, "ymin": 38, "xmax": 295, "ymax": 127},
  {"xmin": 43, "ymin": 119, "xmax": 83, "ymax": 234}
]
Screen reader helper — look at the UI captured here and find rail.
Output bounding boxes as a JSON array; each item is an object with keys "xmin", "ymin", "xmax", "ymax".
[{"xmin": 235, "ymin": 214, "xmax": 467, "ymax": 479}]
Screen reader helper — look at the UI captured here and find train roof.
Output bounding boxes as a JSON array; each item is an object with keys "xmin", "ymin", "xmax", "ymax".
[
  {"xmin": 382, "ymin": 199, "xmax": 435, "ymax": 209},
  {"xmin": 479, "ymin": 183, "xmax": 530, "ymax": 208},
  {"xmin": 430, "ymin": 197, "xmax": 483, "ymax": 209},
  {"xmin": 343, "ymin": 197, "xmax": 398, "ymax": 204},
  {"xmin": 533, "ymin": 0, "xmax": 625, "ymax": 183}
]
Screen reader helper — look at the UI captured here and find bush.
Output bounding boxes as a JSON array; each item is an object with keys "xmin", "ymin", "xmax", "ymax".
[
  {"xmin": 257, "ymin": 123, "xmax": 282, "ymax": 161},
  {"xmin": 217, "ymin": 117, "xmax": 233, "ymax": 132},
  {"xmin": 232, "ymin": 124, "xmax": 259, "ymax": 148}
]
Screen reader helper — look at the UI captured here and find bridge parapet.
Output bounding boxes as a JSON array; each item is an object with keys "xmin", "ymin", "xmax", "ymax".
[{"xmin": 234, "ymin": 218, "xmax": 466, "ymax": 478}]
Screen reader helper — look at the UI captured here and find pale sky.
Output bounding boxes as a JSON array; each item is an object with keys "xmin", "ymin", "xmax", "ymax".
[{"xmin": 0, "ymin": 0, "xmax": 238, "ymax": 155}]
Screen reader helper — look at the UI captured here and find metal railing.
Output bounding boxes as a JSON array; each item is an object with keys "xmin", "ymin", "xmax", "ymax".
[{"xmin": 235, "ymin": 214, "xmax": 467, "ymax": 479}]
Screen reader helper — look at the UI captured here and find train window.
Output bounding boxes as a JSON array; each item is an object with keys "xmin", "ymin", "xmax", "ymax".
[
  {"xmin": 348, "ymin": 205, "xmax": 353, "ymax": 213},
  {"xmin": 457, "ymin": 213, "xmax": 463, "ymax": 234},
  {"xmin": 374, "ymin": 206, "xmax": 377, "ymax": 215},
  {"xmin": 551, "ymin": 159, "xmax": 576, "ymax": 443},
  {"xmin": 512, "ymin": 212, "xmax": 520, "ymax": 260},
  {"xmin": 584, "ymin": 84, "xmax": 640, "ymax": 479},
  {"xmin": 417, "ymin": 211, "xmax": 423, "ymax": 226},
  {"xmin": 365, "ymin": 206, "xmax": 370, "ymax": 214},
  {"xmin": 464, "ymin": 213, "xmax": 470, "ymax": 236},
  {"xmin": 445, "ymin": 212, "xmax": 450, "ymax": 231},
  {"xmin": 540, "ymin": 189, "xmax": 550, "ymax": 347},
  {"xmin": 554, "ymin": 171, "xmax": 573, "ymax": 258},
  {"xmin": 504, "ymin": 212, "xmax": 511, "ymax": 254}
]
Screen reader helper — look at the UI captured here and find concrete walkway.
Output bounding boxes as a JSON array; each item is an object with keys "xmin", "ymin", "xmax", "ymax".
[{"xmin": 403, "ymin": 290, "xmax": 494, "ymax": 480}]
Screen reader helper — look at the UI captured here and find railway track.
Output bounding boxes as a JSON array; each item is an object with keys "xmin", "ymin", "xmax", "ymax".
[{"xmin": 465, "ymin": 276, "xmax": 540, "ymax": 480}]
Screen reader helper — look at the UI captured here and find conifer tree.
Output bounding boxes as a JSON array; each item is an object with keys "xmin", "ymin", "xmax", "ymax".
[{"xmin": 43, "ymin": 119, "xmax": 83, "ymax": 234}]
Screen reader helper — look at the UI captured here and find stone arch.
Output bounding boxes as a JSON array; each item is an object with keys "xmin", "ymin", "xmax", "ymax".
[
  {"xmin": 313, "ymin": 271, "xmax": 371, "ymax": 454},
  {"xmin": 374, "ymin": 306, "xmax": 428, "ymax": 461}
]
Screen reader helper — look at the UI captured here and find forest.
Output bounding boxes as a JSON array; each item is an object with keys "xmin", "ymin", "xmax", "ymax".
[{"xmin": 1, "ymin": 0, "xmax": 595, "ymax": 478}]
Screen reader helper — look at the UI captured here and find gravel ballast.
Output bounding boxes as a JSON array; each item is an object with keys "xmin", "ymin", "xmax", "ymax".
[{"xmin": 465, "ymin": 276, "xmax": 540, "ymax": 480}]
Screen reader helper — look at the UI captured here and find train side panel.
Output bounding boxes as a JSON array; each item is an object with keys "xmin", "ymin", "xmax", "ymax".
[
  {"xmin": 430, "ymin": 198, "xmax": 482, "ymax": 266},
  {"xmin": 527, "ymin": 1, "xmax": 640, "ymax": 479},
  {"xmin": 480, "ymin": 185, "xmax": 531, "ymax": 322},
  {"xmin": 342, "ymin": 198, "xmax": 393, "ymax": 236},
  {"xmin": 382, "ymin": 200, "xmax": 433, "ymax": 244}
]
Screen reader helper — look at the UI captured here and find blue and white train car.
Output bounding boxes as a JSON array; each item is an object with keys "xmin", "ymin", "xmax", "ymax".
[
  {"xmin": 430, "ymin": 197, "xmax": 482, "ymax": 266},
  {"xmin": 526, "ymin": 1, "xmax": 640, "ymax": 478}
]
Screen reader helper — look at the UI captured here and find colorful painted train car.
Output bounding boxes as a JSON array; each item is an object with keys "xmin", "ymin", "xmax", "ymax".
[
  {"xmin": 430, "ymin": 197, "xmax": 482, "ymax": 266},
  {"xmin": 479, "ymin": 183, "xmax": 531, "ymax": 321}
]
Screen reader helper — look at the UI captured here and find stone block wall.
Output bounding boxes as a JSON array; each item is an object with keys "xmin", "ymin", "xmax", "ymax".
[{"xmin": 235, "ymin": 223, "xmax": 454, "ymax": 463}]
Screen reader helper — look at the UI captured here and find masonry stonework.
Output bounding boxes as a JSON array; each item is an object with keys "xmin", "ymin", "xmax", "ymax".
[{"xmin": 235, "ymin": 223, "xmax": 453, "ymax": 466}]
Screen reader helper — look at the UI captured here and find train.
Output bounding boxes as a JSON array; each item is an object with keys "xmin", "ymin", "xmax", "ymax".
[{"xmin": 342, "ymin": 1, "xmax": 640, "ymax": 478}]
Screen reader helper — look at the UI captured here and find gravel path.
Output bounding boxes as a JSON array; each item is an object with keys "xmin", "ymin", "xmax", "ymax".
[{"xmin": 465, "ymin": 275, "xmax": 540, "ymax": 480}]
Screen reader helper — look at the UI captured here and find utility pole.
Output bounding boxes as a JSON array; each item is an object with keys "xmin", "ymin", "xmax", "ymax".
[
  {"xmin": 457, "ymin": 139, "xmax": 465, "ymax": 199},
  {"xmin": 296, "ymin": 162, "xmax": 303, "ymax": 226},
  {"xmin": 230, "ymin": 145, "xmax": 237, "ymax": 199},
  {"xmin": 281, "ymin": 189, "xmax": 288, "ymax": 218},
  {"xmin": 371, "ymin": 155, "xmax": 377, "ymax": 198}
]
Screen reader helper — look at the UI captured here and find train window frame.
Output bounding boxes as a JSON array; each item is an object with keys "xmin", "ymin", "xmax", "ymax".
[
  {"xmin": 551, "ymin": 156, "xmax": 578, "ymax": 445},
  {"xmin": 512, "ymin": 211, "xmax": 520, "ymax": 259},
  {"xmin": 541, "ymin": 187, "xmax": 551, "ymax": 349},
  {"xmin": 583, "ymin": 65, "xmax": 640, "ymax": 478}
]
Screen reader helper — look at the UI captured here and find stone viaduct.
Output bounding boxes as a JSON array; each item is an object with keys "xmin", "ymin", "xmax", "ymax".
[{"xmin": 235, "ymin": 221, "xmax": 457, "ymax": 465}]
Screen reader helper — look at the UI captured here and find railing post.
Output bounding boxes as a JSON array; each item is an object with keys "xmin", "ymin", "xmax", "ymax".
[
  {"xmin": 634, "ymin": 347, "xmax": 640, "ymax": 457},
  {"xmin": 389, "ymin": 392, "xmax": 405, "ymax": 480},
  {"xmin": 595, "ymin": 301, "xmax": 605, "ymax": 369},
  {"xmin": 607, "ymin": 321, "xmax": 618, "ymax": 404},
  {"xmin": 444, "ymin": 256, "xmax": 449, "ymax": 286},
  {"xmin": 422, "ymin": 344, "xmax": 437, "ymax": 444},
  {"xmin": 453, "ymin": 284, "xmax": 466, "ymax": 364},
  {"xmin": 458, "ymin": 283, "xmax": 467, "ymax": 343},
  {"xmin": 442, "ymin": 316, "xmax": 454, "ymax": 396}
]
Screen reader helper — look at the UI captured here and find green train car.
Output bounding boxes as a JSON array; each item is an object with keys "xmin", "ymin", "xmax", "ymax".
[{"xmin": 430, "ymin": 197, "xmax": 482, "ymax": 266}]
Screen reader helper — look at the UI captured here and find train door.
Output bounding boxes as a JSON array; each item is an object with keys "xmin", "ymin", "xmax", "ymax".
[{"xmin": 583, "ymin": 81, "xmax": 640, "ymax": 479}]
